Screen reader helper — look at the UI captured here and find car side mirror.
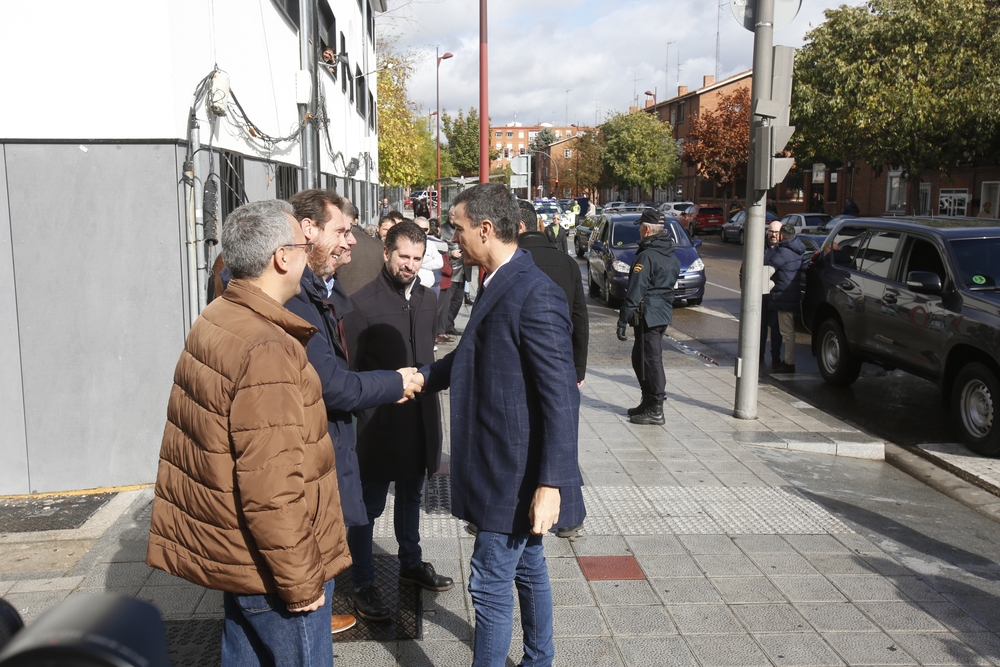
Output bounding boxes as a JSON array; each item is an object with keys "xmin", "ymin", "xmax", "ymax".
[
  {"xmin": 906, "ymin": 270, "xmax": 943, "ymax": 294},
  {"xmin": 693, "ymin": 238, "xmax": 703, "ymax": 248}
]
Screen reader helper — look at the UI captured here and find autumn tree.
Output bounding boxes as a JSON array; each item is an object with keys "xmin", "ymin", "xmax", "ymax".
[
  {"xmin": 792, "ymin": 0, "xmax": 1000, "ymax": 213},
  {"xmin": 375, "ymin": 39, "xmax": 421, "ymax": 186},
  {"xmin": 683, "ymin": 86, "xmax": 751, "ymax": 199},
  {"xmin": 599, "ymin": 111, "xmax": 680, "ymax": 195},
  {"xmin": 570, "ymin": 131, "xmax": 603, "ymax": 198}
]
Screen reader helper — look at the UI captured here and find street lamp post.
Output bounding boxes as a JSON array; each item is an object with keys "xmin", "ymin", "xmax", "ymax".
[
  {"xmin": 644, "ymin": 89, "xmax": 657, "ymax": 106},
  {"xmin": 427, "ymin": 110, "xmax": 437, "ymax": 136},
  {"xmin": 436, "ymin": 48, "xmax": 453, "ymax": 218}
]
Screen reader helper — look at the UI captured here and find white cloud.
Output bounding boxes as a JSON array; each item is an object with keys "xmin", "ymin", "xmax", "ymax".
[{"xmin": 378, "ymin": 0, "xmax": 864, "ymax": 127}]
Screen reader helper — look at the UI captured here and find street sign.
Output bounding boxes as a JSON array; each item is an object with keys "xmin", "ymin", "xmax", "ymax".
[
  {"xmin": 510, "ymin": 174, "xmax": 528, "ymax": 189},
  {"xmin": 731, "ymin": 0, "xmax": 802, "ymax": 32},
  {"xmin": 510, "ymin": 155, "xmax": 529, "ymax": 175}
]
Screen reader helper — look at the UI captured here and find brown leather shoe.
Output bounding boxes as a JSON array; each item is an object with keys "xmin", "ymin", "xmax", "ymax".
[{"xmin": 331, "ymin": 614, "xmax": 357, "ymax": 634}]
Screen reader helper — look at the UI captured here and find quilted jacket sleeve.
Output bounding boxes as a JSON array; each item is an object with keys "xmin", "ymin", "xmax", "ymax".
[{"xmin": 229, "ymin": 340, "xmax": 324, "ymax": 607}]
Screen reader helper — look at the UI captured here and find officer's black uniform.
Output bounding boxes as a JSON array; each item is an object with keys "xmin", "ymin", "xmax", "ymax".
[{"xmin": 617, "ymin": 210, "xmax": 681, "ymax": 424}]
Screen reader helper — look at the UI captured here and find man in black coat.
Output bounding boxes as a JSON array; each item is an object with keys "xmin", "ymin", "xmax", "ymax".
[
  {"xmin": 343, "ymin": 221, "xmax": 454, "ymax": 621},
  {"xmin": 764, "ymin": 223, "xmax": 807, "ymax": 373},
  {"xmin": 617, "ymin": 208, "xmax": 681, "ymax": 425},
  {"xmin": 516, "ymin": 201, "xmax": 589, "ymax": 385},
  {"xmin": 544, "ymin": 212, "xmax": 569, "ymax": 255},
  {"xmin": 283, "ymin": 189, "xmax": 422, "ymax": 633}
]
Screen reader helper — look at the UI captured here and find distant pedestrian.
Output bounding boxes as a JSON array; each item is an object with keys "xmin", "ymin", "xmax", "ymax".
[
  {"xmin": 761, "ymin": 221, "xmax": 783, "ymax": 367},
  {"xmin": 544, "ymin": 213, "xmax": 569, "ymax": 254},
  {"xmin": 379, "ymin": 197, "xmax": 391, "ymax": 217},
  {"xmin": 765, "ymin": 222, "xmax": 806, "ymax": 374},
  {"xmin": 843, "ymin": 198, "xmax": 860, "ymax": 216},
  {"xmin": 439, "ymin": 216, "xmax": 466, "ymax": 335},
  {"xmin": 617, "ymin": 208, "xmax": 681, "ymax": 425},
  {"xmin": 147, "ymin": 200, "xmax": 346, "ymax": 667},
  {"xmin": 979, "ymin": 201, "xmax": 994, "ymax": 219},
  {"xmin": 413, "ymin": 216, "xmax": 444, "ymax": 295}
]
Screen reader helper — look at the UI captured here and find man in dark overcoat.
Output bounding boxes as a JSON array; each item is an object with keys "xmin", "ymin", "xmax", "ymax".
[
  {"xmin": 343, "ymin": 221, "xmax": 454, "ymax": 621},
  {"xmin": 420, "ymin": 183, "xmax": 585, "ymax": 667},
  {"xmin": 284, "ymin": 189, "xmax": 422, "ymax": 631}
]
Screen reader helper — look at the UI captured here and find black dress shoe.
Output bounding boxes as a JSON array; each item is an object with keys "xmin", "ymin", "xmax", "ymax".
[
  {"xmin": 446, "ymin": 328, "xmax": 463, "ymax": 336},
  {"xmin": 351, "ymin": 586, "xmax": 391, "ymax": 621},
  {"xmin": 399, "ymin": 562, "xmax": 454, "ymax": 592}
]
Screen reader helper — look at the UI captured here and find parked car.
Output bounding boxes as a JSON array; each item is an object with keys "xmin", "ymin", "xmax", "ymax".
[
  {"xmin": 720, "ymin": 210, "xmax": 780, "ymax": 244},
  {"xmin": 658, "ymin": 201, "xmax": 694, "ymax": 217},
  {"xmin": 780, "ymin": 212, "xmax": 833, "ymax": 235},
  {"xmin": 574, "ymin": 216, "xmax": 598, "ymax": 257},
  {"xmin": 587, "ymin": 213, "xmax": 706, "ymax": 307},
  {"xmin": 801, "ymin": 218, "xmax": 1000, "ymax": 455},
  {"xmin": 678, "ymin": 204, "xmax": 726, "ymax": 235},
  {"xmin": 603, "ymin": 201, "xmax": 627, "ymax": 212}
]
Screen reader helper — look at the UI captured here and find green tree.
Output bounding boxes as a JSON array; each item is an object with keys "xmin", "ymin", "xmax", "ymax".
[
  {"xmin": 375, "ymin": 38, "xmax": 421, "ymax": 186},
  {"xmin": 599, "ymin": 111, "xmax": 680, "ymax": 194},
  {"xmin": 441, "ymin": 108, "xmax": 480, "ymax": 176},
  {"xmin": 414, "ymin": 118, "xmax": 455, "ymax": 188},
  {"xmin": 792, "ymin": 0, "xmax": 1000, "ymax": 213},
  {"xmin": 683, "ymin": 86, "xmax": 751, "ymax": 199},
  {"xmin": 530, "ymin": 127, "xmax": 558, "ymax": 151}
]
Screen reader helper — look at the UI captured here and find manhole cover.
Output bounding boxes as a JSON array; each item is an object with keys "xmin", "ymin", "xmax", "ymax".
[{"xmin": 0, "ymin": 493, "xmax": 115, "ymax": 532}]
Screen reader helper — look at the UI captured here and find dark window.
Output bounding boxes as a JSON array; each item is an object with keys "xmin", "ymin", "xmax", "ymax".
[
  {"xmin": 319, "ymin": 2, "xmax": 337, "ymax": 79},
  {"xmin": 341, "ymin": 33, "xmax": 348, "ymax": 94},
  {"xmin": 611, "ymin": 222, "xmax": 641, "ymax": 246},
  {"xmin": 857, "ymin": 231, "xmax": 901, "ymax": 279},
  {"xmin": 366, "ymin": 1, "xmax": 373, "ymax": 43},
  {"xmin": 677, "ymin": 101, "xmax": 686, "ymax": 124},
  {"xmin": 952, "ymin": 238, "xmax": 1000, "ymax": 289},
  {"xmin": 828, "ymin": 174, "xmax": 838, "ymax": 203},
  {"xmin": 699, "ymin": 179, "xmax": 715, "ymax": 198},
  {"xmin": 828, "ymin": 226, "xmax": 868, "ymax": 268},
  {"xmin": 275, "ymin": 164, "xmax": 300, "ymax": 200},
  {"xmin": 900, "ymin": 237, "xmax": 946, "ymax": 284},
  {"xmin": 368, "ymin": 91, "xmax": 375, "ymax": 130},
  {"xmin": 271, "ymin": 0, "xmax": 299, "ymax": 28},
  {"xmin": 219, "ymin": 151, "xmax": 246, "ymax": 221},
  {"xmin": 356, "ymin": 68, "xmax": 365, "ymax": 116}
]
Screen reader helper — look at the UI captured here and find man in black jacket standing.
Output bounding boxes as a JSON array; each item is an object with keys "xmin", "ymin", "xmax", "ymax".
[
  {"xmin": 343, "ymin": 221, "xmax": 454, "ymax": 621},
  {"xmin": 544, "ymin": 212, "xmax": 569, "ymax": 255},
  {"xmin": 617, "ymin": 209, "xmax": 681, "ymax": 425},
  {"xmin": 517, "ymin": 201, "xmax": 588, "ymax": 385},
  {"xmin": 764, "ymin": 223, "xmax": 806, "ymax": 373}
]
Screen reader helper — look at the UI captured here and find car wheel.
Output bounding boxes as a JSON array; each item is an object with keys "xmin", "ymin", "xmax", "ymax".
[
  {"xmin": 602, "ymin": 275, "xmax": 622, "ymax": 308},
  {"xmin": 816, "ymin": 318, "xmax": 861, "ymax": 386},
  {"xmin": 689, "ymin": 222, "xmax": 697, "ymax": 236},
  {"xmin": 739, "ymin": 230, "xmax": 745, "ymax": 245},
  {"xmin": 575, "ymin": 244, "xmax": 585, "ymax": 258},
  {"xmin": 952, "ymin": 362, "xmax": 1000, "ymax": 456},
  {"xmin": 687, "ymin": 297, "xmax": 703, "ymax": 306},
  {"xmin": 588, "ymin": 271, "xmax": 600, "ymax": 297}
]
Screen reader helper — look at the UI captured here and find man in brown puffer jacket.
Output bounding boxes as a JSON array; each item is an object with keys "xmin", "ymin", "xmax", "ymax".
[{"xmin": 147, "ymin": 199, "xmax": 349, "ymax": 667}]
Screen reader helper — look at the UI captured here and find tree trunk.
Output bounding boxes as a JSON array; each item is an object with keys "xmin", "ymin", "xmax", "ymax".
[{"xmin": 906, "ymin": 170, "xmax": 922, "ymax": 216}]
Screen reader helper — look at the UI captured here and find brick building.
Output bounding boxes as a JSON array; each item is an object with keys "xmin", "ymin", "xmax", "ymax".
[{"xmin": 489, "ymin": 121, "xmax": 593, "ymax": 170}]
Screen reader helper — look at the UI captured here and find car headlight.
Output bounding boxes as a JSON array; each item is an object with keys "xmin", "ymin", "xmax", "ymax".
[
  {"xmin": 687, "ymin": 258, "xmax": 705, "ymax": 272},
  {"xmin": 612, "ymin": 260, "xmax": 631, "ymax": 274}
]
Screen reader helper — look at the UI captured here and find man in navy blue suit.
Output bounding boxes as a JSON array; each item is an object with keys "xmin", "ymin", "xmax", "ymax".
[{"xmin": 421, "ymin": 183, "xmax": 585, "ymax": 667}]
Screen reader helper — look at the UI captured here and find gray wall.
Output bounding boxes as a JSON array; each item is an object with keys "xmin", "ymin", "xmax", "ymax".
[
  {"xmin": 0, "ymin": 147, "xmax": 29, "ymax": 494},
  {"xmin": 1, "ymin": 143, "xmax": 187, "ymax": 493}
]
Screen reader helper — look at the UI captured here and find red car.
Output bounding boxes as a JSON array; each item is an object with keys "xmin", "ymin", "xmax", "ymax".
[{"xmin": 678, "ymin": 204, "xmax": 725, "ymax": 235}]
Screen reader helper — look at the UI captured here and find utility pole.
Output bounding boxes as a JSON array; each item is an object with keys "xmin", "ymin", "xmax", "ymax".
[
  {"xmin": 298, "ymin": 0, "xmax": 320, "ymax": 189},
  {"xmin": 478, "ymin": 0, "xmax": 489, "ymax": 183},
  {"xmin": 733, "ymin": 0, "xmax": 796, "ymax": 419},
  {"xmin": 666, "ymin": 41, "xmax": 673, "ymax": 96}
]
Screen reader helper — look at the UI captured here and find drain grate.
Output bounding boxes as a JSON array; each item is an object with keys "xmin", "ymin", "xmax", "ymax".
[
  {"xmin": 0, "ymin": 492, "xmax": 115, "ymax": 532},
  {"xmin": 165, "ymin": 555, "xmax": 421, "ymax": 664}
]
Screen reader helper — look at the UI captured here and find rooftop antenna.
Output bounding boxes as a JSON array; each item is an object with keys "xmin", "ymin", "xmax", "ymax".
[{"xmin": 666, "ymin": 41, "xmax": 673, "ymax": 98}]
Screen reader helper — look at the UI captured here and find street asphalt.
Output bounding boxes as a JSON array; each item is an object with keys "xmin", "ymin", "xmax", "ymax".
[{"xmin": 3, "ymin": 271, "xmax": 1000, "ymax": 667}]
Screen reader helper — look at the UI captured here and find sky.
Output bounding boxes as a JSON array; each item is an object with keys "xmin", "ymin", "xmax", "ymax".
[{"xmin": 376, "ymin": 0, "xmax": 867, "ymax": 129}]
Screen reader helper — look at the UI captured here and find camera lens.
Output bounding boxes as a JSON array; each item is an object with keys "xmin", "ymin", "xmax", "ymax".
[{"xmin": 0, "ymin": 598, "xmax": 24, "ymax": 651}]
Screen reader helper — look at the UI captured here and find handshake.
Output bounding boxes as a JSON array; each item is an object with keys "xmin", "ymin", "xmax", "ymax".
[{"xmin": 396, "ymin": 367, "xmax": 425, "ymax": 402}]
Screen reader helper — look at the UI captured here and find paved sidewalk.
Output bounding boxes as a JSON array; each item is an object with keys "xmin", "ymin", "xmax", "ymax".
[{"xmin": 3, "ymin": 357, "xmax": 1000, "ymax": 665}]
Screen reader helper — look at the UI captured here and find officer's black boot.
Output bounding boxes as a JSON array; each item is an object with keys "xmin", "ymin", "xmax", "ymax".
[
  {"xmin": 627, "ymin": 395, "xmax": 650, "ymax": 416},
  {"xmin": 630, "ymin": 400, "xmax": 665, "ymax": 426}
]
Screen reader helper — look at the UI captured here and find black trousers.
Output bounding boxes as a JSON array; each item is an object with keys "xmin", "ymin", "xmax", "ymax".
[
  {"xmin": 631, "ymin": 324, "xmax": 667, "ymax": 402},
  {"xmin": 445, "ymin": 278, "xmax": 465, "ymax": 333},
  {"xmin": 437, "ymin": 285, "xmax": 452, "ymax": 334},
  {"xmin": 760, "ymin": 295, "xmax": 781, "ymax": 361}
]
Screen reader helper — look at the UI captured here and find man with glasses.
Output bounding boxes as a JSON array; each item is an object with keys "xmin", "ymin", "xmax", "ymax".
[
  {"xmin": 284, "ymin": 189, "xmax": 423, "ymax": 632},
  {"xmin": 148, "ymin": 200, "xmax": 347, "ymax": 667}
]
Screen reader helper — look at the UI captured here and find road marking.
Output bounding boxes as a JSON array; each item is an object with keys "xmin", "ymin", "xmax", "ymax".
[
  {"xmin": 688, "ymin": 305, "xmax": 740, "ymax": 322},
  {"xmin": 707, "ymin": 281, "xmax": 741, "ymax": 294}
]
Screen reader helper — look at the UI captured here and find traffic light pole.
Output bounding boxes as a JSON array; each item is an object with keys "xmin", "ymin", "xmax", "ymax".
[{"xmin": 733, "ymin": 0, "xmax": 774, "ymax": 420}]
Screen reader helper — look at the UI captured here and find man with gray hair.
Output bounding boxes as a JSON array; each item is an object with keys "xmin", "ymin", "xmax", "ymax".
[
  {"xmin": 764, "ymin": 222, "xmax": 806, "ymax": 373},
  {"xmin": 147, "ymin": 200, "xmax": 349, "ymax": 667}
]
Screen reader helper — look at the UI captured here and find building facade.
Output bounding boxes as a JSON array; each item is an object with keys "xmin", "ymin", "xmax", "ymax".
[
  {"xmin": 489, "ymin": 122, "xmax": 593, "ymax": 170},
  {"xmin": 0, "ymin": 0, "xmax": 384, "ymax": 494}
]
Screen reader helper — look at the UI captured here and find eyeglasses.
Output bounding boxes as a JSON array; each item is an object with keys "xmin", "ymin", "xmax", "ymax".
[{"xmin": 277, "ymin": 242, "xmax": 315, "ymax": 253}]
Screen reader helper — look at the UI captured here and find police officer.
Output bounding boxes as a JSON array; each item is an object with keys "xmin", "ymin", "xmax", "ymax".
[{"xmin": 616, "ymin": 208, "xmax": 681, "ymax": 425}]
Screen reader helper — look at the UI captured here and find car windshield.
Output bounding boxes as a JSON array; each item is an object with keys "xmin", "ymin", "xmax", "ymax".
[
  {"xmin": 951, "ymin": 238, "xmax": 1000, "ymax": 289},
  {"xmin": 804, "ymin": 214, "xmax": 833, "ymax": 224},
  {"xmin": 610, "ymin": 219, "xmax": 692, "ymax": 248},
  {"xmin": 536, "ymin": 203, "xmax": 561, "ymax": 215}
]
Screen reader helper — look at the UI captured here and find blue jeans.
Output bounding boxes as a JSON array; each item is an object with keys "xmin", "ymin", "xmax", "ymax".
[
  {"xmin": 221, "ymin": 579, "xmax": 334, "ymax": 667},
  {"xmin": 469, "ymin": 531, "xmax": 553, "ymax": 667},
  {"xmin": 347, "ymin": 476, "xmax": 424, "ymax": 590}
]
